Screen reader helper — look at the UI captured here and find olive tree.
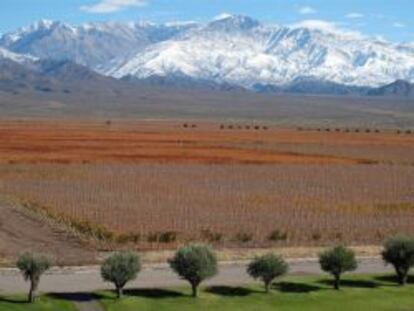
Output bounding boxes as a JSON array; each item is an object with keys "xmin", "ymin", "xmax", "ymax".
[
  {"xmin": 169, "ymin": 244, "xmax": 218, "ymax": 298},
  {"xmin": 16, "ymin": 252, "xmax": 51, "ymax": 303},
  {"xmin": 382, "ymin": 236, "xmax": 414, "ymax": 285},
  {"xmin": 319, "ymin": 246, "xmax": 357, "ymax": 290},
  {"xmin": 247, "ymin": 253, "xmax": 288, "ymax": 293},
  {"xmin": 101, "ymin": 252, "xmax": 141, "ymax": 299}
]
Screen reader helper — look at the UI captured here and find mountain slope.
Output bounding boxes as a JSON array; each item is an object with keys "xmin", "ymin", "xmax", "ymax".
[
  {"xmin": 0, "ymin": 46, "xmax": 37, "ymax": 64},
  {"xmin": 0, "ymin": 20, "xmax": 196, "ymax": 73},
  {"xmin": 110, "ymin": 15, "xmax": 414, "ymax": 88},
  {"xmin": 1, "ymin": 16, "xmax": 414, "ymax": 94},
  {"xmin": 367, "ymin": 80, "xmax": 414, "ymax": 97}
]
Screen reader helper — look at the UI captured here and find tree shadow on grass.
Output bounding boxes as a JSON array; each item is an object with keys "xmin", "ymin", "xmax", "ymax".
[
  {"xmin": 374, "ymin": 275, "xmax": 414, "ymax": 286},
  {"xmin": 205, "ymin": 286, "xmax": 260, "ymax": 297},
  {"xmin": 273, "ymin": 282, "xmax": 322, "ymax": 293},
  {"xmin": 48, "ymin": 292, "xmax": 105, "ymax": 302},
  {"xmin": 0, "ymin": 296, "xmax": 27, "ymax": 304},
  {"xmin": 317, "ymin": 279, "xmax": 379, "ymax": 289},
  {"xmin": 124, "ymin": 289, "xmax": 184, "ymax": 299}
]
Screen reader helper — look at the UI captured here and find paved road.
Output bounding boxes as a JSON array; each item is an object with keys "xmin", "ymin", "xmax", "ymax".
[{"xmin": 0, "ymin": 257, "xmax": 390, "ymax": 295}]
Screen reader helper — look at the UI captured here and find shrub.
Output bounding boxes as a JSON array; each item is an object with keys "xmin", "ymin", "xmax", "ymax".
[
  {"xmin": 158, "ymin": 231, "xmax": 178, "ymax": 243},
  {"xmin": 267, "ymin": 230, "xmax": 288, "ymax": 242},
  {"xmin": 147, "ymin": 232, "xmax": 159, "ymax": 243},
  {"xmin": 382, "ymin": 236, "xmax": 414, "ymax": 285},
  {"xmin": 247, "ymin": 253, "xmax": 288, "ymax": 293},
  {"xmin": 235, "ymin": 232, "xmax": 253, "ymax": 243},
  {"xmin": 101, "ymin": 252, "xmax": 141, "ymax": 298},
  {"xmin": 201, "ymin": 229, "xmax": 223, "ymax": 243},
  {"xmin": 312, "ymin": 232, "xmax": 322, "ymax": 241},
  {"xmin": 116, "ymin": 233, "xmax": 141, "ymax": 244},
  {"xmin": 17, "ymin": 253, "xmax": 51, "ymax": 303},
  {"xmin": 169, "ymin": 244, "xmax": 218, "ymax": 297},
  {"xmin": 319, "ymin": 246, "xmax": 357, "ymax": 290}
]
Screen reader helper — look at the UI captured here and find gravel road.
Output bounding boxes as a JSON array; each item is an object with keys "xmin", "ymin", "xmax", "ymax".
[{"xmin": 0, "ymin": 257, "xmax": 391, "ymax": 295}]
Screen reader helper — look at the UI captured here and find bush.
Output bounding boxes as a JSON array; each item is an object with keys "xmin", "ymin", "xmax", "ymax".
[
  {"xmin": 201, "ymin": 229, "xmax": 223, "ymax": 243},
  {"xmin": 101, "ymin": 252, "xmax": 141, "ymax": 298},
  {"xmin": 169, "ymin": 244, "xmax": 218, "ymax": 297},
  {"xmin": 247, "ymin": 253, "xmax": 288, "ymax": 293},
  {"xmin": 267, "ymin": 230, "xmax": 288, "ymax": 242},
  {"xmin": 116, "ymin": 233, "xmax": 140, "ymax": 244},
  {"xmin": 158, "ymin": 231, "xmax": 178, "ymax": 243},
  {"xmin": 17, "ymin": 253, "xmax": 51, "ymax": 303},
  {"xmin": 382, "ymin": 236, "xmax": 414, "ymax": 285},
  {"xmin": 319, "ymin": 246, "xmax": 357, "ymax": 290},
  {"xmin": 235, "ymin": 232, "xmax": 253, "ymax": 243}
]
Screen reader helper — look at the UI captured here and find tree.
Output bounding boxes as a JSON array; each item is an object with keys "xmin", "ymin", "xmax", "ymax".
[
  {"xmin": 319, "ymin": 246, "xmax": 357, "ymax": 290},
  {"xmin": 16, "ymin": 252, "xmax": 51, "ymax": 303},
  {"xmin": 101, "ymin": 252, "xmax": 141, "ymax": 298},
  {"xmin": 247, "ymin": 253, "xmax": 288, "ymax": 293},
  {"xmin": 382, "ymin": 236, "xmax": 414, "ymax": 285},
  {"xmin": 169, "ymin": 244, "xmax": 218, "ymax": 298}
]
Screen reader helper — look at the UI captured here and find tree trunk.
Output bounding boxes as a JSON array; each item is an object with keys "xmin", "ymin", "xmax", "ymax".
[
  {"xmin": 191, "ymin": 283, "xmax": 198, "ymax": 298},
  {"xmin": 397, "ymin": 269, "xmax": 408, "ymax": 286},
  {"xmin": 334, "ymin": 275, "xmax": 340, "ymax": 290},
  {"xmin": 28, "ymin": 281, "xmax": 36, "ymax": 303},
  {"xmin": 264, "ymin": 281, "xmax": 271, "ymax": 293},
  {"xmin": 116, "ymin": 286, "xmax": 123, "ymax": 299}
]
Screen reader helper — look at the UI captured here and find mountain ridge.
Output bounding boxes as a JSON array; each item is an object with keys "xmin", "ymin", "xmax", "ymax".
[{"xmin": 0, "ymin": 15, "xmax": 414, "ymax": 97}]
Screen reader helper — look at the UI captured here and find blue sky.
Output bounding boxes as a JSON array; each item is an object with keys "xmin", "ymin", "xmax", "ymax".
[{"xmin": 0, "ymin": 0, "xmax": 413, "ymax": 42}]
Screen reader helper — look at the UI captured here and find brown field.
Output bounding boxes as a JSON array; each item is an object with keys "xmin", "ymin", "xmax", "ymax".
[{"xmin": 0, "ymin": 120, "xmax": 414, "ymax": 261}]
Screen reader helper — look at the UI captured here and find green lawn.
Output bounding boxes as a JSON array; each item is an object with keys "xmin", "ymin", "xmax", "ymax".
[
  {"xmin": 100, "ymin": 274, "xmax": 414, "ymax": 311},
  {"xmin": 0, "ymin": 295, "xmax": 76, "ymax": 311}
]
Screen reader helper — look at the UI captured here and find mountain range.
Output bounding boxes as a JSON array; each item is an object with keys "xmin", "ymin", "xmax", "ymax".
[{"xmin": 0, "ymin": 15, "xmax": 414, "ymax": 97}]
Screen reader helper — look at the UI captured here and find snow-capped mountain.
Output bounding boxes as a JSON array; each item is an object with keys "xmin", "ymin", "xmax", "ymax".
[
  {"xmin": 1, "ymin": 15, "xmax": 414, "ymax": 90},
  {"xmin": 110, "ymin": 15, "xmax": 414, "ymax": 88},
  {"xmin": 0, "ymin": 46, "xmax": 37, "ymax": 64},
  {"xmin": 0, "ymin": 19, "xmax": 196, "ymax": 73}
]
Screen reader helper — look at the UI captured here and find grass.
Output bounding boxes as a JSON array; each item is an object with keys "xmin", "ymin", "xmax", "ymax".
[
  {"xmin": 0, "ymin": 295, "xmax": 76, "ymax": 311},
  {"xmin": 100, "ymin": 274, "xmax": 414, "ymax": 311}
]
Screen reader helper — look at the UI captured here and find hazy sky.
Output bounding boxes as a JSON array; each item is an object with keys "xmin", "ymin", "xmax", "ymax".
[{"xmin": 1, "ymin": 0, "xmax": 413, "ymax": 42}]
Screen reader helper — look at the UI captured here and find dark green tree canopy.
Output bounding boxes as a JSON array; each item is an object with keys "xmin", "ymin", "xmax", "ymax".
[
  {"xmin": 319, "ymin": 246, "xmax": 357, "ymax": 276},
  {"xmin": 16, "ymin": 252, "xmax": 51, "ymax": 303},
  {"xmin": 247, "ymin": 253, "xmax": 288, "ymax": 292},
  {"xmin": 101, "ymin": 251, "xmax": 141, "ymax": 297},
  {"xmin": 17, "ymin": 252, "xmax": 50, "ymax": 282},
  {"xmin": 382, "ymin": 236, "xmax": 414, "ymax": 285},
  {"xmin": 169, "ymin": 244, "xmax": 218, "ymax": 297}
]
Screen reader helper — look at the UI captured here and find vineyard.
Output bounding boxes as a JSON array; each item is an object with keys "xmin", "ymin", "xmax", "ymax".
[{"xmin": 0, "ymin": 121, "xmax": 413, "ymax": 251}]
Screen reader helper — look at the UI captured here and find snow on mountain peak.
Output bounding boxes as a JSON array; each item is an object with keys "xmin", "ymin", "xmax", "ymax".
[
  {"xmin": 208, "ymin": 15, "xmax": 261, "ymax": 31},
  {"xmin": 110, "ymin": 16, "xmax": 414, "ymax": 88},
  {"xmin": 1, "ymin": 15, "xmax": 414, "ymax": 89},
  {"xmin": 0, "ymin": 47, "xmax": 37, "ymax": 63}
]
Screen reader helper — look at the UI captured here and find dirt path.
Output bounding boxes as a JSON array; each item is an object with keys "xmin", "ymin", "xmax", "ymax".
[
  {"xmin": 0, "ymin": 257, "xmax": 391, "ymax": 295},
  {"xmin": 0, "ymin": 196, "xmax": 96, "ymax": 266}
]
